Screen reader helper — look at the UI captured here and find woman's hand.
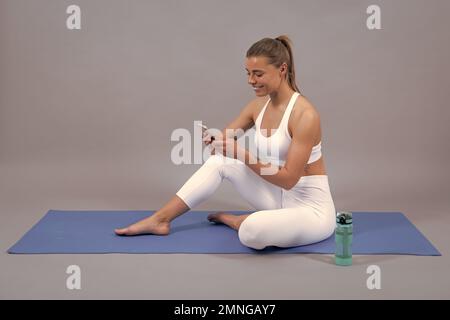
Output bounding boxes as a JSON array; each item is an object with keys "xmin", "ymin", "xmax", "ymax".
[
  {"xmin": 211, "ymin": 138, "xmax": 248, "ymax": 162},
  {"xmin": 202, "ymin": 129, "xmax": 216, "ymax": 146}
]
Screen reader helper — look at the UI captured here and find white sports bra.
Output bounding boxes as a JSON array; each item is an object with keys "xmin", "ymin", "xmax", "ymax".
[{"xmin": 254, "ymin": 92, "xmax": 322, "ymax": 167}]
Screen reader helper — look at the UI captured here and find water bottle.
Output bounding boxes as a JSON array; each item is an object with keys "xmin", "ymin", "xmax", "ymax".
[{"xmin": 335, "ymin": 211, "xmax": 353, "ymax": 266}]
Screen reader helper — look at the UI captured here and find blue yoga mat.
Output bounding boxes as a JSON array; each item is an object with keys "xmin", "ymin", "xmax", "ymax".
[{"xmin": 7, "ymin": 210, "xmax": 441, "ymax": 255}]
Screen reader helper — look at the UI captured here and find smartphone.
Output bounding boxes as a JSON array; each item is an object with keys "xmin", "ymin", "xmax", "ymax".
[
  {"xmin": 196, "ymin": 123, "xmax": 209, "ymax": 131},
  {"xmin": 196, "ymin": 123, "xmax": 215, "ymax": 141}
]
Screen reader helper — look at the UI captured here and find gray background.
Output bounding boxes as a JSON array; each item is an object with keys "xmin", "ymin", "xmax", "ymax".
[{"xmin": 1, "ymin": 0, "xmax": 449, "ymax": 299}]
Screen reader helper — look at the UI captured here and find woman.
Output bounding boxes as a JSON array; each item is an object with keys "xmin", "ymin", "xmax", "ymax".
[{"xmin": 115, "ymin": 35, "xmax": 336, "ymax": 250}]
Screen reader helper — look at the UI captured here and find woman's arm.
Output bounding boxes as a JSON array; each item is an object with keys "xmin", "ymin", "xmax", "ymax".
[
  {"xmin": 221, "ymin": 99, "xmax": 257, "ymax": 139},
  {"xmin": 207, "ymin": 99, "xmax": 258, "ymax": 154},
  {"xmin": 212, "ymin": 109, "xmax": 319, "ymax": 190},
  {"xmin": 244, "ymin": 109, "xmax": 320, "ymax": 190}
]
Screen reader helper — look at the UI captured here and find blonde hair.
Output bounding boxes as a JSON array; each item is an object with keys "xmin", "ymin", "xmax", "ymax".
[{"xmin": 246, "ymin": 35, "xmax": 302, "ymax": 95}]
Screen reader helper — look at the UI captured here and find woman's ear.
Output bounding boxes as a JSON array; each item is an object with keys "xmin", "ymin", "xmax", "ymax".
[{"xmin": 280, "ymin": 63, "xmax": 288, "ymax": 77}]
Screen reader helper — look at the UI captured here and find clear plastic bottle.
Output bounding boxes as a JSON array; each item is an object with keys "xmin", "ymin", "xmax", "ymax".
[{"xmin": 335, "ymin": 211, "xmax": 353, "ymax": 266}]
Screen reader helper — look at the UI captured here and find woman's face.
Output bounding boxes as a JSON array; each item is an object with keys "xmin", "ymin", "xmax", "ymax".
[{"xmin": 245, "ymin": 56, "xmax": 287, "ymax": 96}]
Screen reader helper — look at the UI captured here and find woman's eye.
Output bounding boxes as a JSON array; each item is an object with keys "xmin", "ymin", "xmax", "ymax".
[{"xmin": 246, "ymin": 73, "xmax": 263, "ymax": 77}]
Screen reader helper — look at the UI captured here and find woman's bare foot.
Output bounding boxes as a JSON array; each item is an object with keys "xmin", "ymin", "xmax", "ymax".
[
  {"xmin": 207, "ymin": 212, "xmax": 250, "ymax": 231},
  {"xmin": 115, "ymin": 215, "xmax": 170, "ymax": 236}
]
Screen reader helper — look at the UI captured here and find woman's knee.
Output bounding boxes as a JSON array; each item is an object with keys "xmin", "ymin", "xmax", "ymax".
[
  {"xmin": 204, "ymin": 154, "xmax": 224, "ymax": 166},
  {"xmin": 205, "ymin": 154, "xmax": 245, "ymax": 178},
  {"xmin": 238, "ymin": 214, "xmax": 267, "ymax": 250},
  {"xmin": 203, "ymin": 154, "xmax": 230, "ymax": 170}
]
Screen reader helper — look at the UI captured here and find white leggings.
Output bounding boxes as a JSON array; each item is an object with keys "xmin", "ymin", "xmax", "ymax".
[{"xmin": 176, "ymin": 154, "xmax": 336, "ymax": 250}]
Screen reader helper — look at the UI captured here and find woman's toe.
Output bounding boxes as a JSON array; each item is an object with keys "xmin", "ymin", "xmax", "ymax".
[{"xmin": 115, "ymin": 228, "xmax": 129, "ymax": 235}]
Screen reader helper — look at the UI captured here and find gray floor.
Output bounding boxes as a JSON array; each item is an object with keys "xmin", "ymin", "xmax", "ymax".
[{"xmin": 1, "ymin": 161, "xmax": 449, "ymax": 300}]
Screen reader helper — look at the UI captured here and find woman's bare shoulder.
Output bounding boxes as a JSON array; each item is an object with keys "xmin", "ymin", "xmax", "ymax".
[
  {"xmin": 293, "ymin": 95, "xmax": 320, "ymax": 119},
  {"xmin": 289, "ymin": 95, "xmax": 322, "ymax": 139},
  {"xmin": 249, "ymin": 95, "xmax": 269, "ymax": 119}
]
